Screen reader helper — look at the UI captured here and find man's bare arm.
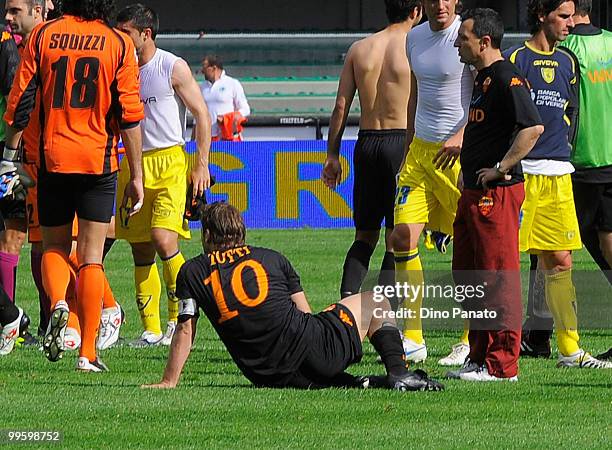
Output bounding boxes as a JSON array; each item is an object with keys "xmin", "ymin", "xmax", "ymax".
[
  {"xmin": 405, "ymin": 71, "xmax": 418, "ymax": 152},
  {"xmin": 433, "ymin": 125, "xmax": 464, "ymax": 170},
  {"xmin": 290, "ymin": 291, "xmax": 312, "ymax": 314},
  {"xmin": 322, "ymin": 46, "xmax": 357, "ymax": 189},
  {"xmin": 172, "ymin": 59, "xmax": 212, "ymax": 198},
  {"xmin": 142, "ymin": 317, "xmax": 197, "ymax": 389},
  {"xmin": 398, "ymin": 71, "xmax": 418, "ymax": 172},
  {"xmin": 4, "ymin": 126, "xmax": 22, "ymax": 154},
  {"xmin": 477, "ymin": 125, "xmax": 544, "ymax": 189},
  {"xmin": 120, "ymin": 125, "xmax": 144, "ymax": 216}
]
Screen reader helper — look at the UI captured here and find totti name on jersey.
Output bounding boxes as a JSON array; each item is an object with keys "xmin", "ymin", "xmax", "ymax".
[
  {"xmin": 209, "ymin": 246, "xmax": 251, "ymax": 266},
  {"xmin": 49, "ymin": 33, "xmax": 107, "ymax": 51}
]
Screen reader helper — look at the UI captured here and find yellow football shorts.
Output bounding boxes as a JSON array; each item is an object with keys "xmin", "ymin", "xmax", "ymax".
[
  {"xmin": 519, "ymin": 173, "xmax": 582, "ymax": 253},
  {"xmin": 394, "ymin": 137, "xmax": 461, "ymax": 235},
  {"xmin": 116, "ymin": 145, "xmax": 190, "ymax": 243}
]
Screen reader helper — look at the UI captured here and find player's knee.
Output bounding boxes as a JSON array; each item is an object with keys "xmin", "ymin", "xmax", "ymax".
[
  {"xmin": 599, "ymin": 236, "xmax": 612, "ymax": 263},
  {"xmin": 390, "ymin": 225, "xmax": 413, "ymax": 252},
  {"xmin": 130, "ymin": 242, "xmax": 156, "ymax": 265},
  {"xmin": 0, "ymin": 229, "xmax": 27, "ymax": 254},
  {"xmin": 151, "ymin": 229, "xmax": 179, "ymax": 258},
  {"xmin": 545, "ymin": 252, "xmax": 572, "ymax": 272},
  {"xmin": 355, "ymin": 230, "xmax": 379, "ymax": 248}
]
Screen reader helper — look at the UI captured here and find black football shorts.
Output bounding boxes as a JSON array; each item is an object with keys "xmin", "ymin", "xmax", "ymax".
[
  {"xmin": 286, "ymin": 303, "xmax": 363, "ymax": 388},
  {"xmin": 573, "ymin": 181, "xmax": 612, "ymax": 232},
  {"xmin": 353, "ymin": 129, "xmax": 405, "ymax": 230},
  {"xmin": 38, "ymin": 170, "xmax": 117, "ymax": 226}
]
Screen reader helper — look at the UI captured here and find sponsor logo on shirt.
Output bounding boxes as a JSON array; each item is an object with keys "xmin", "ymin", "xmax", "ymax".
[
  {"xmin": 482, "ymin": 77, "xmax": 492, "ymax": 93},
  {"xmin": 468, "ymin": 108, "xmax": 485, "ymax": 123}
]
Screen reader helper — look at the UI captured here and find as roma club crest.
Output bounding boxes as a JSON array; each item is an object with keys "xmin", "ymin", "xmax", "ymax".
[
  {"xmin": 478, "ymin": 195, "xmax": 494, "ymax": 216},
  {"xmin": 482, "ymin": 77, "xmax": 492, "ymax": 93},
  {"xmin": 541, "ymin": 67, "xmax": 555, "ymax": 84}
]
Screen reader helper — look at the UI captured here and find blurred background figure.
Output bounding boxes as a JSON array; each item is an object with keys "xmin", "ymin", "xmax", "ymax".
[{"xmin": 198, "ymin": 54, "xmax": 250, "ymax": 141}]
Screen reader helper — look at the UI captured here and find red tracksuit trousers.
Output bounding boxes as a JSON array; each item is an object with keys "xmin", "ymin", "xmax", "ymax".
[{"xmin": 452, "ymin": 184, "xmax": 525, "ymax": 378}]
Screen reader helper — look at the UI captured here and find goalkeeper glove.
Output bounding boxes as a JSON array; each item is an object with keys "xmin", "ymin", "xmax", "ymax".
[{"xmin": 0, "ymin": 173, "xmax": 20, "ymax": 199}]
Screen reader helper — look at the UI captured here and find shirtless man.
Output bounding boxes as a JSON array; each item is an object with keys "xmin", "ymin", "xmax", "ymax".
[{"xmin": 322, "ymin": 0, "xmax": 422, "ymax": 304}]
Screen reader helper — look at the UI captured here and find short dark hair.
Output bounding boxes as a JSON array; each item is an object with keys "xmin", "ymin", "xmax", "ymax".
[
  {"xmin": 203, "ymin": 54, "xmax": 224, "ymax": 70},
  {"xmin": 116, "ymin": 3, "xmax": 159, "ymax": 39},
  {"xmin": 574, "ymin": 0, "xmax": 591, "ymax": 15},
  {"xmin": 24, "ymin": 0, "xmax": 45, "ymax": 14},
  {"xmin": 461, "ymin": 8, "xmax": 504, "ymax": 49},
  {"xmin": 200, "ymin": 203, "xmax": 246, "ymax": 252},
  {"xmin": 62, "ymin": 0, "xmax": 114, "ymax": 23},
  {"xmin": 47, "ymin": 0, "xmax": 62, "ymax": 20},
  {"xmin": 385, "ymin": 0, "xmax": 422, "ymax": 24},
  {"xmin": 527, "ymin": 0, "xmax": 575, "ymax": 34}
]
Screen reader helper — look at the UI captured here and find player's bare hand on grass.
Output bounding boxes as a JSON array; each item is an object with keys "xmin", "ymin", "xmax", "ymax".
[
  {"xmin": 476, "ymin": 167, "xmax": 510, "ymax": 190},
  {"xmin": 433, "ymin": 142, "xmax": 461, "ymax": 170},
  {"xmin": 191, "ymin": 163, "xmax": 211, "ymax": 198},
  {"xmin": 141, "ymin": 380, "xmax": 176, "ymax": 389},
  {"xmin": 122, "ymin": 178, "xmax": 145, "ymax": 216},
  {"xmin": 322, "ymin": 156, "xmax": 342, "ymax": 189}
]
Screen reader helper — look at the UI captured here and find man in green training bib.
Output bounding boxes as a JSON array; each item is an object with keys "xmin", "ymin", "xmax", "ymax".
[{"xmin": 561, "ymin": 0, "xmax": 612, "ymax": 362}]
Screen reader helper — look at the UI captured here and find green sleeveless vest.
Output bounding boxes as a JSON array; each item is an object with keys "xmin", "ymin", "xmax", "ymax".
[{"xmin": 563, "ymin": 30, "xmax": 612, "ymax": 168}]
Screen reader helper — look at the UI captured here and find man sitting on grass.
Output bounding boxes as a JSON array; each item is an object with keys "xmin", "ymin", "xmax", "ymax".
[{"xmin": 143, "ymin": 202, "xmax": 444, "ymax": 391}]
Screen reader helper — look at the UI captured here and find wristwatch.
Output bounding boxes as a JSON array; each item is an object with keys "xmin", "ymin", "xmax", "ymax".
[{"xmin": 495, "ymin": 162, "xmax": 507, "ymax": 175}]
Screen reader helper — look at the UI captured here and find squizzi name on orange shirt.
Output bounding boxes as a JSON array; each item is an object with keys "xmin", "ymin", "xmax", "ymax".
[{"xmin": 49, "ymin": 33, "xmax": 107, "ymax": 51}]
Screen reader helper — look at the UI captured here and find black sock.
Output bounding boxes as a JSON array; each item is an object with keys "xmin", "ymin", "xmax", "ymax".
[
  {"xmin": 370, "ymin": 327, "xmax": 408, "ymax": 377},
  {"xmin": 0, "ymin": 286, "xmax": 19, "ymax": 326},
  {"xmin": 377, "ymin": 251, "xmax": 397, "ymax": 310},
  {"xmin": 340, "ymin": 240, "xmax": 374, "ymax": 298},
  {"xmin": 102, "ymin": 238, "xmax": 116, "ymax": 261}
]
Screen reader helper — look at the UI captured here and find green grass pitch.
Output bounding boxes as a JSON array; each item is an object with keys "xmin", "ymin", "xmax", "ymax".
[{"xmin": 1, "ymin": 229, "xmax": 611, "ymax": 448}]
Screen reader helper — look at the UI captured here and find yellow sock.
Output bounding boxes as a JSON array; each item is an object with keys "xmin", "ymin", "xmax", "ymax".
[
  {"xmin": 395, "ymin": 248, "xmax": 424, "ymax": 344},
  {"xmin": 134, "ymin": 263, "xmax": 162, "ymax": 335},
  {"xmin": 545, "ymin": 270, "xmax": 580, "ymax": 356},
  {"xmin": 460, "ymin": 320, "xmax": 470, "ymax": 345},
  {"xmin": 162, "ymin": 252, "xmax": 186, "ymax": 323}
]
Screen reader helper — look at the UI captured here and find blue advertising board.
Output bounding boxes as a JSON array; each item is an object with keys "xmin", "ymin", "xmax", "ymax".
[{"xmin": 185, "ymin": 140, "xmax": 357, "ymax": 228}]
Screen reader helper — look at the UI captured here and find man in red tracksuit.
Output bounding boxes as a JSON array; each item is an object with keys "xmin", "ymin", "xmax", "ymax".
[{"xmin": 449, "ymin": 8, "xmax": 544, "ymax": 381}]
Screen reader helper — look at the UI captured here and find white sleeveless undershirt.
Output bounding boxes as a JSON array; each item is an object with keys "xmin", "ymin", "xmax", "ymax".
[{"xmin": 139, "ymin": 48, "xmax": 186, "ymax": 151}]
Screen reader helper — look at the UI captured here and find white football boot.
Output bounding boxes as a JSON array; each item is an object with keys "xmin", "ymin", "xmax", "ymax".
[
  {"xmin": 557, "ymin": 349, "xmax": 612, "ymax": 369},
  {"xmin": 438, "ymin": 342, "xmax": 470, "ymax": 366},
  {"xmin": 402, "ymin": 337, "xmax": 427, "ymax": 363},
  {"xmin": 129, "ymin": 330, "xmax": 163, "ymax": 348},
  {"xmin": 97, "ymin": 305, "xmax": 122, "ymax": 350},
  {"xmin": 0, "ymin": 306, "xmax": 26, "ymax": 356},
  {"xmin": 160, "ymin": 321, "xmax": 177, "ymax": 346},
  {"xmin": 63, "ymin": 327, "xmax": 81, "ymax": 351},
  {"xmin": 76, "ymin": 357, "xmax": 109, "ymax": 372}
]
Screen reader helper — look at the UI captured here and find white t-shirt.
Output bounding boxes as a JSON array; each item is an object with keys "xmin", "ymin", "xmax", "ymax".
[
  {"xmin": 407, "ymin": 16, "xmax": 473, "ymax": 143},
  {"xmin": 139, "ymin": 48, "xmax": 186, "ymax": 151},
  {"xmin": 200, "ymin": 71, "xmax": 250, "ymax": 138},
  {"xmin": 521, "ymin": 159, "xmax": 575, "ymax": 176}
]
